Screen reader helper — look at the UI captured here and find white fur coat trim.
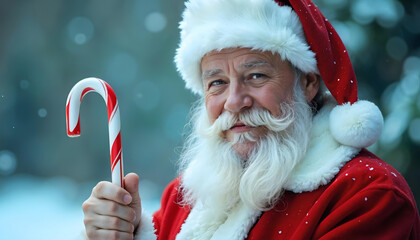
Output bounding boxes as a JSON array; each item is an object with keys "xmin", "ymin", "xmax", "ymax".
[
  {"xmin": 176, "ymin": 201, "xmax": 261, "ymax": 240},
  {"xmin": 176, "ymin": 202, "xmax": 228, "ymax": 240},
  {"xmin": 210, "ymin": 203, "xmax": 261, "ymax": 240},
  {"xmin": 284, "ymin": 99, "xmax": 361, "ymax": 193},
  {"xmin": 134, "ymin": 212, "xmax": 157, "ymax": 240}
]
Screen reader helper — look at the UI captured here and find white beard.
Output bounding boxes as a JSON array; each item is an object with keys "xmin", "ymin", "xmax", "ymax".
[{"xmin": 178, "ymin": 83, "xmax": 313, "ymax": 213}]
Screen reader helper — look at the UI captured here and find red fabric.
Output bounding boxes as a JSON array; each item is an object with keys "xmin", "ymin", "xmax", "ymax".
[
  {"xmin": 274, "ymin": 0, "xmax": 291, "ymax": 6},
  {"xmin": 152, "ymin": 149, "xmax": 420, "ymax": 240},
  {"xmin": 288, "ymin": 0, "xmax": 358, "ymax": 104}
]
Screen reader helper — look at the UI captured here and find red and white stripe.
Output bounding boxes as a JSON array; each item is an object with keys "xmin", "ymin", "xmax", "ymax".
[{"xmin": 66, "ymin": 77, "xmax": 124, "ymax": 187}]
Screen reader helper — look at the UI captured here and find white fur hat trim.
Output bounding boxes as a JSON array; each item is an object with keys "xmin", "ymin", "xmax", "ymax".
[
  {"xmin": 175, "ymin": 0, "xmax": 318, "ymax": 95},
  {"xmin": 329, "ymin": 100, "xmax": 384, "ymax": 148}
]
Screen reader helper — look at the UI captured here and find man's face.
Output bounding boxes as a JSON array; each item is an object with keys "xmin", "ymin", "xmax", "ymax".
[{"xmin": 201, "ymin": 48, "xmax": 298, "ymax": 157}]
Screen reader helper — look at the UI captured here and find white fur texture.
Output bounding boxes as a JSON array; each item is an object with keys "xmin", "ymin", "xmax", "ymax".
[
  {"xmin": 175, "ymin": 0, "xmax": 318, "ymax": 95},
  {"xmin": 329, "ymin": 100, "xmax": 384, "ymax": 148},
  {"xmin": 176, "ymin": 202, "xmax": 229, "ymax": 240},
  {"xmin": 134, "ymin": 212, "xmax": 157, "ymax": 240},
  {"xmin": 284, "ymin": 98, "xmax": 361, "ymax": 192},
  {"xmin": 210, "ymin": 203, "xmax": 260, "ymax": 240},
  {"xmin": 176, "ymin": 201, "xmax": 260, "ymax": 240}
]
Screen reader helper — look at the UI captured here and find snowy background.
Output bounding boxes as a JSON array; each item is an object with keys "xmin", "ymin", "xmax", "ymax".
[
  {"xmin": 0, "ymin": 174, "xmax": 161, "ymax": 239},
  {"xmin": 1, "ymin": 0, "xmax": 419, "ymax": 239}
]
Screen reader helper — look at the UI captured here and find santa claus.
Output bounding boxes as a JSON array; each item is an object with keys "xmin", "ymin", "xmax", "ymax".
[{"xmin": 81, "ymin": 0, "xmax": 420, "ymax": 239}]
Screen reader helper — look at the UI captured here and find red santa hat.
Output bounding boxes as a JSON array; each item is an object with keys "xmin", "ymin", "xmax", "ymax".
[{"xmin": 175, "ymin": 0, "xmax": 383, "ymax": 148}]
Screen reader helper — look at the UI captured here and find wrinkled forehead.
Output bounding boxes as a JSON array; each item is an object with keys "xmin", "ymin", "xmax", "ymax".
[{"xmin": 200, "ymin": 48, "xmax": 294, "ymax": 73}]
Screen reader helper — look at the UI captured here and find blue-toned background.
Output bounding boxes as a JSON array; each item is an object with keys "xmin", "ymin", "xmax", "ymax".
[{"xmin": 0, "ymin": 0, "xmax": 419, "ymax": 239}]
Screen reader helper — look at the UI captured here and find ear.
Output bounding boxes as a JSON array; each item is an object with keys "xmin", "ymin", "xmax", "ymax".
[{"xmin": 300, "ymin": 73, "xmax": 320, "ymax": 102}]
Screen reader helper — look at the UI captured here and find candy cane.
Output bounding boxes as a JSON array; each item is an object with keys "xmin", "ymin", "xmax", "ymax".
[{"xmin": 66, "ymin": 77, "xmax": 124, "ymax": 187}]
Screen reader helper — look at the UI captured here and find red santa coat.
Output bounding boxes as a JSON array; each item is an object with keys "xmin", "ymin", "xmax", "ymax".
[{"xmin": 150, "ymin": 149, "xmax": 419, "ymax": 240}]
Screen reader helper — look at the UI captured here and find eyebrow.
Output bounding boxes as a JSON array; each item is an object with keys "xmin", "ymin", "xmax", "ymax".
[
  {"xmin": 202, "ymin": 69, "xmax": 222, "ymax": 80},
  {"xmin": 201, "ymin": 60, "xmax": 270, "ymax": 80},
  {"xmin": 241, "ymin": 60, "xmax": 269, "ymax": 69}
]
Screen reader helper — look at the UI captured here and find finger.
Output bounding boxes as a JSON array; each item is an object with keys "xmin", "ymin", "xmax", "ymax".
[
  {"xmin": 124, "ymin": 173, "xmax": 139, "ymax": 196},
  {"xmin": 123, "ymin": 173, "xmax": 141, "ymax": 212},
  {"xmin": 85, "ymin": 198, "xmax": 136, "ymax": 222},
  {"xmin": 124, "ymin": 173, "xmax": 141, "ymax": 208},
  {"xmin": 86, "ymin": 215, "xmax": 134, "ymax": 233},
  {"xmin": 122, "ymin": 173, "xmax": 142, "ymax": 232},
  {"xmin": 85, "ymin": 226, "xmax": 133, "ymax": 240},
  {"xmin": 92, "ymin": 181, "xmax": 132, "ymax": 205}
]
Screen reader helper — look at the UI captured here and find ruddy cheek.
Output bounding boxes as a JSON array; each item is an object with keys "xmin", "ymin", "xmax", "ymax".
[
  {"xmin": 207, "ymin": 96, "xmax": 227, "ymax": 123},
  {"xmin": 204, "ymin": 94, "xmax": 214, "ymax": 115}
]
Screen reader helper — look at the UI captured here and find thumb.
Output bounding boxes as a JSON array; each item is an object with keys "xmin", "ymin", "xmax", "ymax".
[
  {"xmin": 124, "ymin": 172, "xmax": 140, "ymax": 196},
  {"xmin": 124, "ymin": 173, "xmax": 142, "ymax": 227}
]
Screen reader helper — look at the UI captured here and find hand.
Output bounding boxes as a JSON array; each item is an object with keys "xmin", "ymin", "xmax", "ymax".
[{"xmin": 82, "ymin": 173, "xmax": 142, "ymax": 240}]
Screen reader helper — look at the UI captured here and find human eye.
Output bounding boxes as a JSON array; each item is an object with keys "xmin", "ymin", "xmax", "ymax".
[
  {"xmin": 209, "ymin": 80, "xmax": 225, "ymax": 87},
  {"xmin": 250, "ymin": 73, "xmax": 267, "ymax": 80}
]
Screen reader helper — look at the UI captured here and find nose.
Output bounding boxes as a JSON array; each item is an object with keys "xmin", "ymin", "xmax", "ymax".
[{"xmin": 224, "ymin": 83, "xmax": 253, "ymax": 114}]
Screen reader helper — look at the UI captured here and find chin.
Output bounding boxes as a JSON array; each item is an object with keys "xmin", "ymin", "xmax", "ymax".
[{"xmin": 233, "ymin": 141, "xmax": 256, "ymax": 159}]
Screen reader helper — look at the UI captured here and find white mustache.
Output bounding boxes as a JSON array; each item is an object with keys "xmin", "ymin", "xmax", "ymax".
[{"xmin": 199, "ymin": 104, "xmax": 295, "ymax": 139}]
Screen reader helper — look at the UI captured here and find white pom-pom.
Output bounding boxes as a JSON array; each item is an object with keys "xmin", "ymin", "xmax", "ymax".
[{"xmin": 329, "ymin": 100, "xmax": 384, "ymax": 148}]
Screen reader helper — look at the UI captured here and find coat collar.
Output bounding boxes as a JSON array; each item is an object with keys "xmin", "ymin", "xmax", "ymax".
[
  {"xmin": 176, "ymin": 202, "xmax": 260, "ymax": 240},
  {"xmin": 284, "ymin": 99, "xmax": 361, "ymax": 193}
]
